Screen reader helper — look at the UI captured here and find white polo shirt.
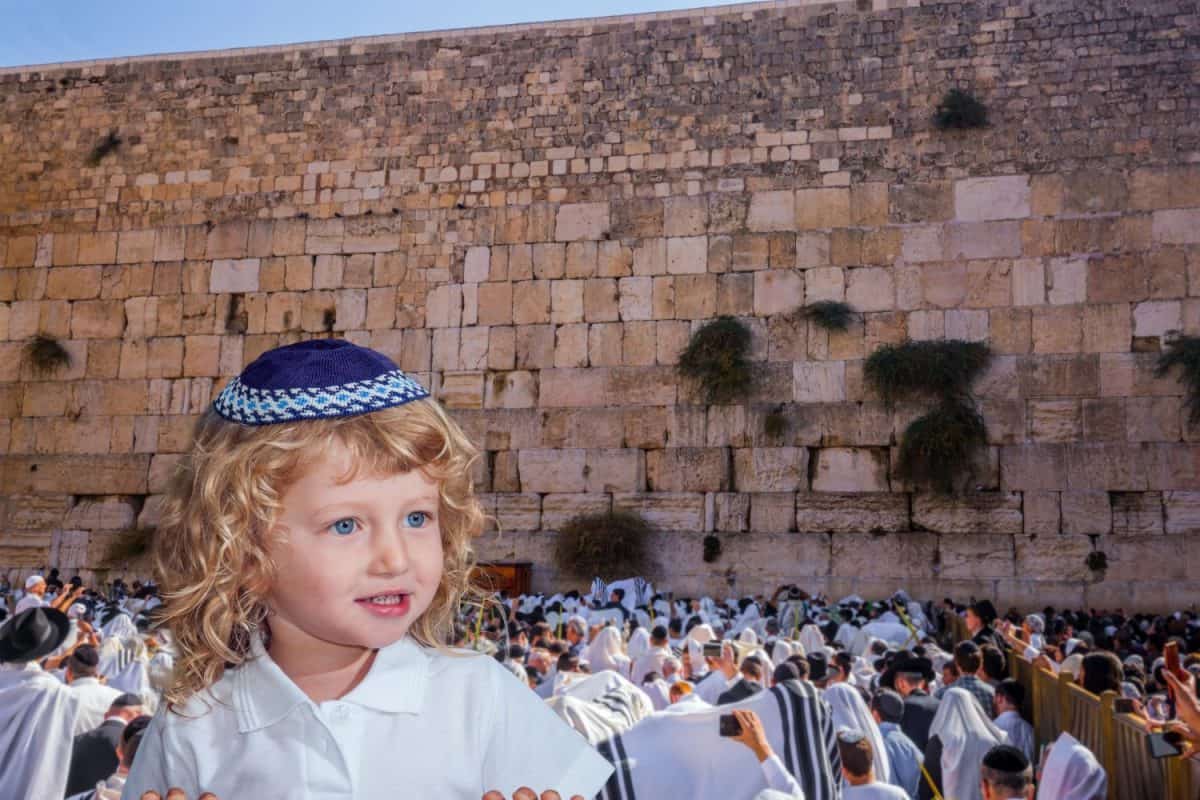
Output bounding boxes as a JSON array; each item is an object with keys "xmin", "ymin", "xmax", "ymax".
[{"xmin": 121, "ymin": 636, "xmax": 613, "ymax": 799}]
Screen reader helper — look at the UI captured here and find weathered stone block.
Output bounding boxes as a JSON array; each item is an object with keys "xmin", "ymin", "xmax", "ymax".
[
  {"xmin": 495, "ymin": 493, "xmax": 541, "ymax": 532},
  {"xmin": 794, "ymin": 492, "xmax": 908, "ymax": 533},
  {"xmin": 732, "ymin": 447, "xmax": 808, "ymax": 492},
  {"xmin": 795, "ymin": 188, "xmax": 850, "ymax": 230},
  {"xmin": 584, "ymin": 448, "xmax": 645, "ymax": 493},
  {"xmin": 831, "ymin": 533, "xmax": 937, "ymax": 579},
  {"xmin": 747, "ymin": 191, "xmax": 795, "ymax": 232},
  {"xmin": 944, "ymin": 222, "xmax": 1022, "ymax": 260},
  {"xmin": 556, "ymin": 203, "xmax": 610, "ymax": 241},
  {"xmin": 667, "ymin": 236, "xmax": 707, "ymax": 275},
  {"xmin": 912, "ymin": 492, "xmax": 1023, "ymax": 534},
  {"xmin": 1111, "ymin": 492, "xmax": 1164, "ymax": 535},
  {"xmin": 954, "ymin": 175, "xmax": 1031, "ymax": 222},
  {"xmin": 1029, "ymin": 400, "xmax": 1081, "ymax": 442},
  {"xmin": 540, "ymin": 493, "xmax": 611, "ymax": 530},
  {"xmin": 749, "ymin": 493, "xmax": 795, "ymax": 532},
  {"xmin": 939, "ymin": 534, "xmax": 1015, "ymax": 579},
  {"xmin": 210, "ymin": 259, "xmax": 259, "ymax": 293},
  {"xmin": 794, "ymin": 361, "xmax": 844, "ymax": 403},
  {"xmin": 613, "ymin": 492, "xmax": 705, "ymax": 532},
  {"xmin": 753, "ymin": 270, "xmax": 804, "ymax": 316},
  {"xmin": 1165, "ymin": 492, "xmax": 1200, "ymax": 535},
  {"xmin": 713, "ymin": 492, "xmax": 750, "ymax": 532},
  {"xmin": 1014, "ymin": 534, "xmax": 1092, "ymax": 581},
  {"xmin": 519, "ymin": 448, "xmax": 586, "ymax": 493},
  {"xmin": 1061, "ymin": 490, "xmax": 1112, "ymax": 534},
  {"xmin": 811, "ymin": 448, "xmax": 888, "ymax": 492}
]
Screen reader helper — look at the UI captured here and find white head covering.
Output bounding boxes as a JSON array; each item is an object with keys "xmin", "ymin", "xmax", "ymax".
[
  {"xmin": 1036, "ymin": 732, "xmax": 1107, "ymax": 800},
  {"xmin": 101, "ymin": 612, "xmax": 139, "ymax": 641},
  {"xmin": 771, "ymin": 639, "xmax": 796, "ymax": 667},
  {"xmin": 628, "ymin": 627, "xmax": 651, "ymax": 663},
  {"xmin": 824, "ymin": 683, "xmax": 890, "ymax": 784},
  {"xmin": 642, "ymin": 678, "xmax": 671, "ymax": 711},
  {"xmin": 738, "ymin": 627, "xmax": 759, "ymax": 645},
  {"xmin": 583, "ymin": 626, "xmax": 630, "ymax": 675},
  {"xmin": 929, "ymin": 688, "xmax": 1007, "ymax": 800},
  {"xmin": 24, "ymin": 575, "xmax": 45, "ymax": 589},
  {"xmin": 685, "ymin": 623, "xmax": 716, "ymax": 668},
  {"xmin": 799, "ymin": 624, "xmax": 827, "ymax": 656}
]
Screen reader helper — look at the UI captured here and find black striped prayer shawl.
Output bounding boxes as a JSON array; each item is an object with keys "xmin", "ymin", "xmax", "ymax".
[{"xmin": 596, "ymin": 679, "xmax": 841, "ymax": 800}]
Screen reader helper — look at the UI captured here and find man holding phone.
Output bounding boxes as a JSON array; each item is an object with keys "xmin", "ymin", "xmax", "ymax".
[{"xmin": 725, "ymin": 709, "xmax": 806, "ymax": 798}]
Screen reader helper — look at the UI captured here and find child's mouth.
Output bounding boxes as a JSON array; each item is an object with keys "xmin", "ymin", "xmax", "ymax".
[{"xmin": 355, "ymin": 592, "xmax": 411, "ymax": 617}]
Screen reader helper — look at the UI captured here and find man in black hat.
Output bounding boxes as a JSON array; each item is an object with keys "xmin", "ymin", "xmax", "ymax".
[
  {"xmin": 0, "ymin": 605, "xmax": 82, "ymax": 799},
  {"xmin": 893, "ymin": 655, "xmax": 940, "ymax": 750},
  {"xmin": 806, "ymin": 651, "xmax": 831, "ymax": 690},
  {"xmin": 979, "ymin": 744, "xmax": 1034, "ymax": 799}
]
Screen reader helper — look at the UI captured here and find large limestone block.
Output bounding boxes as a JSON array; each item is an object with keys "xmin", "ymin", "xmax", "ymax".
[
  {"xmin": 485, "ymin": 371, "xmax": 537, "ymax": 409},
  {"xmin": 4, "ymin": 494, "xmax": 73, "ymax": 530},
  {"xmin": 911, "ymin": 492, "xmax": 1022, "ymax": 534},
  {"xmin": 518, "ymin": 448, "xmax": 587, "ymax": 493},
  {"xmin": 733, "ymin": 447, "xmax": 809, "ymax": 492},
  {"xmin": 613, "ymin": 493, "xmax": 705, "ymax": 532},
  {"xmin": 1166, "ymin": 492, "xmax": 1200, "ymax": 535},
  {"xmin": 540, "ymin": 494, "xmax": 612, "ymax": 531},
  {"xmin": 811, "ymin": 448, "xmax": 889, "ymax": 492},
  {"xmin": 749, "ymin": 493, "xmax": 797, "ymax": 532},
  {"xmin": 539, "ymin": 368, "xmax": 608, "ymax": 407},
  {"xmin": 210, "ymin": 259, "xmax": 260, "ymax": 293},
  {"xmin": 646, "ymin": 448, "xmax": 730, "ymax": 492},
  {"xmin": 1023, "ymin": 491, "xmax": 1061, "ymax": 535},
  {"xmin": 1100, "ymin": 534, "xmax": 1190, "ymax": 581},
  {"xmin": 584, "ymin": 448, "xmax": 645, "ymax": 493},
  {"xmin": 1013, "ymin": 534, "xmax": 1093, "ymax": 581},
  {"xmin": 795, "ymin": 493, "xmax": 909, "ymax": 533},
  {"xmin": 49, "ymin": 529, "xmax": 90, "ymax": 571},
  {"xmin": 794, "ymin": 361, "xmax": 845, "ymax": 403},
  {"xmin": 795, "ymin": 188, "xmax": 850, "ymax": 230},
  {"xmin": 555, "ymin": 203, "xmax": 611, "ymax": 241},
  {"xmin": 747, "ymin": 191, "xmax": 796, "ymax": 232},
  {"xmin": 0, "ymin": 455, "xmax": 149, "ymax": 495},
  {"xmin": 667, "ymin": 236, "xmax": 708, "ymax": 275},
  {"xmin": 63, "ymin": 496, "xmax": 138, "ymax": 530},
  {"xmin": 1065, "ymin": 491, "xmax": 1108, "ymax": 534},
  {"xmin": 939, "ymin": 534, "xmax": 1015, "ymax": 579},
  {"xmin": 1153, "ymin": 209, "xmax": 1200, "ymax": 244},
  {"xmin": 494, "ymin": 493, "xmax": 542, "ymax": 532},
  {"xmin": 831, "ymin": 533, "xmax": 938, "ymax": 579},
  {"xmin": 753, "ymin": 270, "xmax": 804, "ymax": 316},
  {"xmin": 1111, "ymin": 492, "xmax": 1164, "ymax": 535},
  {"xmin": 713, "ymin": 493, "xmax": 750, "ymax": 532},
  {"xmin": 944, "ymin": 222, "xmax": 1021, "ymax": 260},
  {"xmin": 954, "ymin": 175, "xmax": 1031, "ymax": 222}
]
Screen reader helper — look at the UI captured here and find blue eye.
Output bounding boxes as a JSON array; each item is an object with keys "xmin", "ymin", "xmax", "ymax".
[
  {"xmin": 405, "ymin": 511, "xmax": 429, "ymax": 528},
  {"xmin": 329, "ymin": 518, "xmax": 358, "ymax": 536}
]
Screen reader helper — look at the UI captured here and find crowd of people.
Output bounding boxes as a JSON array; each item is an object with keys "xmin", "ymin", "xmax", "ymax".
[{"xmin": 4, "ymin": 570, "xmax": 1197, "ymax": 800}]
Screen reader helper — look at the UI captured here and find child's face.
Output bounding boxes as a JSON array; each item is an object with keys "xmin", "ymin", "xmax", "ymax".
[{"xmin": 265, "ymin": 438, "xmax": 444, "ymax": 652}]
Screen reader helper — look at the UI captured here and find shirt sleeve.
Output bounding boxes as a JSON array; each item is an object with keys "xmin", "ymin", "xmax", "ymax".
[
  {"xmin": 119, "ymin": 709, "xmax": 197, "ymax": 800},
  {"xmin": 760, "ymin": 753, "xmax": 806, "ymax": 799},
  {"xmin": 481, "ymin": 658, "xmax": 614, "ymax": 799}
]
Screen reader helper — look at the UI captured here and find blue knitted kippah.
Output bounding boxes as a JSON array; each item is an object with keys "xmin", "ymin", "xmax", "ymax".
[{"xmin": 213, "ymin": 339, "xmax": 429, "ymax": 426}]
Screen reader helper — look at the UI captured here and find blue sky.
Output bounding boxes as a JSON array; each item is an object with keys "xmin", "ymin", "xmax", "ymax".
[{"xmin": 0, "ymin": 0, "xmax": 746, "ymax": 67}]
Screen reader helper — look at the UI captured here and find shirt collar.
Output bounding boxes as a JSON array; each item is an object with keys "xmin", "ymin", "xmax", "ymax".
[
  {"xmin": 878, "ymin": 721, "xmax": 899, "ymax": 734},
  {"xmin": 233, "ymin": 635, "xmax": 429, "ymax": 733}
]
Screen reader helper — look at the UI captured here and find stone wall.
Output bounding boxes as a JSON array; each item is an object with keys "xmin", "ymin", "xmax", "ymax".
[{"xmin": 1, "ymin": 0, "xmax": 1198, "ymax": 609}]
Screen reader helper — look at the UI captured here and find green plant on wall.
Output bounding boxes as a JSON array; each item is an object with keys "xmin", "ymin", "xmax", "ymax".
[
  {"xmin": 865, "ymin": 339, "xmax": 993, "ymax": 493},
  {"xmin": 553, "ymin": 510, "xmax": 650, "ymax": 581},
  {"xmin": 1156, "ymin": 333, "xmax": 1200, "ymax": 424},
  {"xmin": 934, "ymin": 89, "xmax": 989, "ymax": 130},
  {"xmin": 676, "ymin": 316, "xmax": 757, "ymax": 405},
  {"xmin": 24, "ymin": 335, "xmax": 72, "ymax": 376},
  {"xmin": 800, "ymin": 300, "xmax": 856, "ymax": 333}
]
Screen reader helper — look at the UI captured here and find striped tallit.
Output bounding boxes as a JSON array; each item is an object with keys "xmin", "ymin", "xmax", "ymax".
[{"xmin": 597, "ymin": 679, "xmax": 841, "ymax": 800}]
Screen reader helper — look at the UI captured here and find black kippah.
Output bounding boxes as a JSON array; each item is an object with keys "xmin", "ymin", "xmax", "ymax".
[{"xmin": 983, "ymin": 744, "xmax": 1030, "ymax": 773}]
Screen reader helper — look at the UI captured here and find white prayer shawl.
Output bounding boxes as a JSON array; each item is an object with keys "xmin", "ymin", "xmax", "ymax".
[
  {"xmin": 108, "ymin": 656, "xmax": 152, "ymax": 700},
  {"xmin": 738, "ymin": 627, "xmax": 760, "ymax": 645},
  {"xmin": 588, "ymin": 608, "xmax": 628, "ymax": 629},
  {"xmin": 584, "ymin": 627, "xmax": 631, "ymax": 675},
  {"xmin": 693, "ymin": 669, "xmax": 735, "ymax": 705},
  {"xmin": 834, "ymin": 623, "xmax": 860, "ymax": 651},
  {"xmin": 642, "ymin": 678, "xmax": 671, "ymax": 711},
  {"xmin": 772, "ymin": 640, "xmax": 798, "ymax": 667},
  {"xmin": 0, "ymin": 662, "xmax": 82, "ymax": 800},
  {"xmin": 851, "ymin": 622, "xmax": 916, "ymax": 656},
  {"xmin": 101, "ymin": 612, "xmax": 139, "ymax": 640},
  {"xmin": 628, "ymin": 628, "xmax": 651, "ymax": 664},
  {"xmin": 800, "ymin": 625, "xmax": 829, "ymax": 657},
  {"xmin": 13, "ymin": 592, "xmax": 45, "ymax": 614},
  {"xmin": 685, "ymin": 623, "xmax": 716, "ymax": 668},
  {"xmin": 605, "ymin": 578, "xmax": 653, "ymax": 613},
  {"xmin": 664, "ymin": 693, "xmax": 712, "ymax": 713},
  {"xmin": 1036, "ymin": 732, "xmax": 1107, "ymax": 800},
  {"xmin": 823, "ymin": 683, "xmax": 891, "ymax": 787},
  {"xmin": 630, "ymin": 645, "xmax": 671, "ymax": 687},
  {"xmin": 597, "ymin": 679, "xmax": 839, "ymax": 800},
  {"xmin": 548, "ymin": 671, "xmax": 653, "ymax": 745},
  {"xmin": 929, "ymin": 688, "xmax": 1007, "ymax": 800}
]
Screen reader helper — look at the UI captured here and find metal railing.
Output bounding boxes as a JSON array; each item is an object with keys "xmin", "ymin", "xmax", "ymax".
[{"xmin": 946, "ymin": 612, "xmax": 1198, "ymax": 800}]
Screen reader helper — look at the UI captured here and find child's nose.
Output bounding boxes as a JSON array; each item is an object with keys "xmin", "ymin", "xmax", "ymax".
[{"xmin": 368, "ymin": 532, "xmax": 410, "ymax": 576}]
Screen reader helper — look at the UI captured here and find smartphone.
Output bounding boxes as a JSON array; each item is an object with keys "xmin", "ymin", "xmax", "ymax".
[
  {"xmin": 719, "ymin": 714, "xmax": 742, "ymax": 737},
  {"xmin": 1146, "ymin": 730, "xmax": 1185, "ymax": 759},
  {"xmin": 703, "ymin": 641, "xmax": 724, "ymax": 659}
]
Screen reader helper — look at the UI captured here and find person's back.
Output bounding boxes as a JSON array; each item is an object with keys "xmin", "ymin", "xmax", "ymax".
[
  {"xmin": 838, "ymin": 728, "xmax": 909, "ymax": 800},
  {"xmin": 871, "ymin": 689, "xmax": 922, "ymax": 799},
  {"xmin": 66, "ymin": 644, "xmax": 124, "ymax": 734},
  {"xmin": 0, "ymin": 607, "xmax": 82, "ymax": 800},
  {"xmin": 64, "ymin": 693, "xmax": 145, "ymax": 797}
]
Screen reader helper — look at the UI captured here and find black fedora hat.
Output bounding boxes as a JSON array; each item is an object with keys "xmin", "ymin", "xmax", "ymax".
[{"xmin": 0, "ymin": 607, "xmax": 71, "ymax": 663}]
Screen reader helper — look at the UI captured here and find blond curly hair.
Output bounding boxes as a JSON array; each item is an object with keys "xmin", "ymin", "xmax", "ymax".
[{"xmin": 153, "ymin": 399, "xmax": 486, "ymax": 708}]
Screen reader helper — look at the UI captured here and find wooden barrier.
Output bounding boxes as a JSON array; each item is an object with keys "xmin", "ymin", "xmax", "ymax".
[{"xmin": 946, "ymin": 614, "xmax": 1197, "ymax": 800}]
